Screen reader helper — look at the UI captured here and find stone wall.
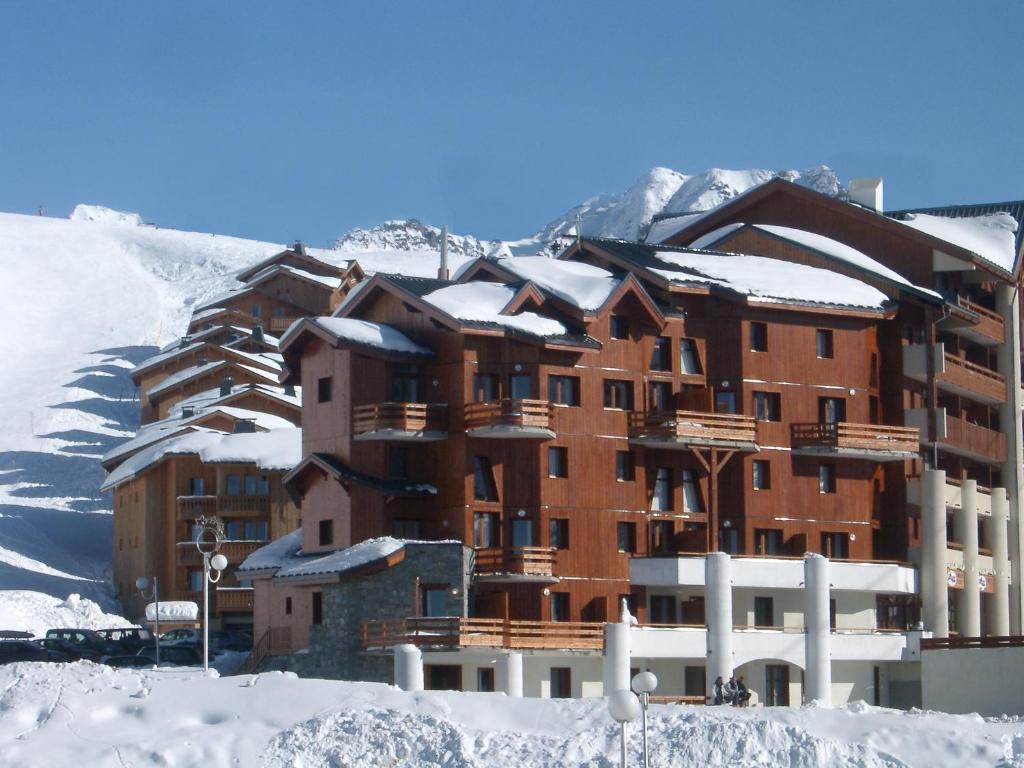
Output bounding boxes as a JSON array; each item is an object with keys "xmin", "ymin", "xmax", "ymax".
[{"xmin": 293, "ymin": 541, "xmax": 472, "ymax": 681}]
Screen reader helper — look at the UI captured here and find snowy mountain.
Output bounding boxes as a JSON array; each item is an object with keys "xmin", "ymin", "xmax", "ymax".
[{"xmin": 333, "ymin": 218, "xmax": 509, "ymax": 259}]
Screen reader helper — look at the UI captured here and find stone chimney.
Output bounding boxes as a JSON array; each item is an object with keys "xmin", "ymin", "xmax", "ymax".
[
  {"xmin": 252, "ymin": 325, "xmax": 264, "ymax": 342},
  {"xmin": 293, "ymin": 240, "xmax": 307, "ymax": 256},
  {"xmin": 220, "ymin": 376, "xmax": 234, "ymax": 397}
]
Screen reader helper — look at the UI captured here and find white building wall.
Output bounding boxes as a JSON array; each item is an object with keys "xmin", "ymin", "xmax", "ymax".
[{"xmin": 922, "ymin": 646, "xmax": 1024, "ymax": 716}]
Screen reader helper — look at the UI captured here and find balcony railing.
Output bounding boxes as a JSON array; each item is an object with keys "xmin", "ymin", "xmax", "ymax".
[
  {"xmin": 943, "ymin": 415, "xmax": 1007, "ymax": 464},
  {"xmin": 628, "ymin": 410, "xmax": 758, "ymax": 450},
  {"xmin": 464, "ymin": 399, "xmax": 554, "ymax": 437},
  {"xmin": 790, "ymin": 422, "xmax": 919, "ymax": 461},
  {"xmin": 956, "ymin": 296, "xmax": 1005, "ymax": 345},
  {"xmin": 175, "ymin": 539, "xmax": 265, "ymax": 567},
  {"xmin": 940, "ymin": 353, "xmax": 1006, "ymax": 405},
  {"xmin": 352, "ymin": 402, "xmax": 448, "ymax": 441},
  {"xmin": 473, "ymin": 547, "xmax": 557, "ymax": 580},
  {"xmin": 215, "ymin": 587, "xmax": 254, "ymax": 612},
  {"xmin": 269, "ymin": 317, "xmax": 299, "ymax": 332},
  {"xmin": 361, "ymin": 617, "xmax": 605, "ymax": 651},
  {"xmin": 177, "ymin": 494, "xmax": 270, "ymax": 519}
]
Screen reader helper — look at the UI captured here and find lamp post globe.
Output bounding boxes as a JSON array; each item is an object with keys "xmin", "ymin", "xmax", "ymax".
[
  {"xmin": 631, "ymin": 671, "xmax": 658, "ymax": 695},
  {"xmin": 211, "ymin": 553, "xmax": 228, "ymax": 572},
  {"xmin": 135, "ymin": 576, "xmax": 149, "ymax": 591},
  {"xmin": 609, "ymin": 689, "xmax": 641, "ymax": 722}
]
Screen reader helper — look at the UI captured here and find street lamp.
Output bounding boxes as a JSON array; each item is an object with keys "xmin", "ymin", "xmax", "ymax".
[
  {"xmin": 608, "ymin": 688, "xmax": 641, "ymax": 767},
  {"xmin": 194, "ymin": 516, "xmax": 228, "ymax": 672},
  {"xmin": 135, "ymin": 576, "xmax": 160, "ymax": 666},
  {"xmin": 631, "ymin": 671, "xmax": 658, "ymax": 768}
]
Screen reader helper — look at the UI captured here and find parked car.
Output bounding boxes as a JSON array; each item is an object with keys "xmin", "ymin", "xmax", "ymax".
[
  {"xmin": 159, "ymin": 628, "xmax": 202, "ymax": 649},
  {"xmin": 135, "ymin": 645, "xmax": 203, "ymax": 667},
  {"xmin": 0, "ymin": 630, "xmax": 34, "ymax": 641},
  {"xmin": 0, "ymin": 640, "xmax": 69, "ymax": 664},
  {"xmin": 43, "ymin": 629, "xmax": 119, "ymax": 662},
  {"xmin": 97, "ymin": 627, "xmax": 153, "ymax": 655}
]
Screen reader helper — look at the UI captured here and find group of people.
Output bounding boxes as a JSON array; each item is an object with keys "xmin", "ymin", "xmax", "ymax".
[{"xmin": 713, "ymin": 675, "xmax": 752, "ymax": 706}]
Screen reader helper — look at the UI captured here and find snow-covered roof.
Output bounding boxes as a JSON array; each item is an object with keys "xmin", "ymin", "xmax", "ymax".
[
  {"xmin": 101, "ymin": 427, "xmax": 302, "ymax": 491},
  {"xmin": 134, "ymin": 342, "xmax": 206, "ymax": 374},
  {"xmin": 146, "ymin": 359, "xmax": 281, "ymax": 398},
  {"xmin": 145, "ymin": 601, "xmax": 198, "ymax": 622},
  {"xmin": 170, "ymin": 382, "xmax": 301, "ymax": 416},
  {"xmin": 194, "ymin": 286, "xmax": 257, "ymax": 313},
  {"xmin": 896, "ymin": 212, "xmax": 1018, "ymax": 273},
  {"xmin": 157, "ymin": 325, "xmax": 279, "ymax": 355},
  {"xmin": 492, "ymin": 256, "xmax": 620, "ymax": 312},
  {"xmin": 644, "ymin": 211, "xmax": 714, "ymax": 244},
  {"xmin": 421, "ymin": 282, "xmax": 567, "ymax": 336},
  {"xmin": 248, "ymin": 263, "xmax": 343, "ymax": 290},
  {"xmin": 284, "ymin": 317, "xmax": 433, "ymax": 356}
]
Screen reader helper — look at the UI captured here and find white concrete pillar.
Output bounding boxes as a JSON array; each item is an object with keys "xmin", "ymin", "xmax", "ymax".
[
  {"xmin": 990, "ymin": 487, "xmax": 1012, "ymax": 636},
  {"xmin": 921, "ymin": 468, "xmax": 949, "ymax": 638},
  {"xmin": 497, "ymin": 652, "xmax": 523, "ymax": 698},
  {"xmin": 996, "ymin": 283, "xmax": 1024, "ymax": 633},
  {"xmin": 602, "ymin": 620, "xmax": 630, "ymax": 694},
  {"xmin": 393, "ymin": 643, "xmax": 423, "ymax": 692},
  {"xmin": 956, "ymin": 479, "xmax": 981, "ymax": 637},
  {"xmin": 705, "ymin": 551, "xmax": 733, "ymax": 693},
  {"xmin": 804, "ymin": 553, "xmax": 832, "ymax": 704}
]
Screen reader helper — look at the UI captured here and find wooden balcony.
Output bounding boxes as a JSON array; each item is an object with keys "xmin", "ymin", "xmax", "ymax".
[
  {"xmin": 464, "ymin": 399, "xmax": 554, "ymax": 438},
  {"xmin": 352, "ymin": 402, "xmax": 448, "ymax": 441},
  {"xmin": 214, "ymin": 587, "xmax": 254, "ymax": 613},
  {"xmin": 628, "ymin": 410, "xmax": 758, "ymax": 451},
  {"xmin": 268, "ymin": 317, "xmax": 299, "ymax": 332},
  {"xmin": 942, "ymin": 414, "xmax": 1007, "ymax": 465},
  {"xmin": 175, "ymin": 539, "xmax": 264, "ymax": 567},
  {"xmin": 903, "ymin": 343, "xmax": 1007, "ymax": 405},
  {"xmin": 946, "ymin": 296, "xmax": 1006, "ymax": 346},
  {"xmin": 177, "ymin": 494, "xmax": 270, "ymax": 519},
  {"xmin": 790, "ymin": 422, "xmax": 919, "ymax": 461},
  {"xmin": 360, "ymin": 617, "xmax": 604, "ymax": 651},
  {"xmin": 473, "ymin": 547, "xmax": 558, "ymax": 582}
]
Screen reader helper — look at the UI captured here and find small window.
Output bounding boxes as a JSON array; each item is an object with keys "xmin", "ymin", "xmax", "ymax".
[
  {"xmin": 245, "ymin": 521, "xmax": 268, "ymax": 541},
  {"xmin": 312, "ymin": 591, "xmax": 323, "ymax": 625},
  {"xmin": 189, "ymin": 477, "xmax": 204, "ymax": 496},
  {"xmin": 752, "ymin": 460, "xmax": 771, "ymax": 490},
  {"xmin": 648, "ymin": 381, "xmax": 672, "ymax": 412},
  {"xmin": 754, "ymin": 528, "xmax": 784, "ymax": 555},
  {"xmin": 715, "ymin": 391, "xmax": 737, "ymax": 414},
  {"xmin": 477, "ymin": 667, "xmax": 495, "ymax": 693},
  {"xmin": 650, "ymin": 336, "xmax": 672, "ymax": 371},
  {"xmin": 473, "ymin": 512, "xmax": 500, "ymax": 548},
  {"xmin": 550, "ymin": 593, "xmax": 570, "ymax": 622},
  {"xmin": 392, "ymin": 518, "xmax": 422, "ymax": 539},
  {"xmin": 548, "ymin": 447, "xmax": 568, "ymax": 478},
  {"xmin": 650, "ymin": 520, "xmax": 674, "ymax": 554},
  {"xmin": 318, "ymin": 519, "xmax": 333, "ymax": 546},
  {"xmin": 317, "ymin": 376, "xmax": 332, "ymax": 403},
  {"xmin": 244, "ymin": 474, "xmax": 260, "ymax": 495},
  {"xmin": 549, "ymin": 518, "xmax": 569, "ymax": 549},
  {"xmin": 681, "ymin": 468, "xmax": 702, "ymax": 512},
  {"xmin": 754, "ymin": 596, "xmax": 774, "ymax": 627},
  {"xmin": 650, "ymin": 595, "xmax": 677, "ymax": 624},
  {"xmin": 750, "ymin": 321, "xmax": 767, "ymax": 352},
  {"xmin": 509, "ymin": 374, "xmax": 532, "ymax": 400},
  {"xmin": 615, "ymin": 451, "xmax": 635, "ymax": 482},
  {"xmin": 548, "ymin": 375, "xmax": 580, "ymax": 406},
  {"xmin": 821, "ymin": 531, "xmax": 850, "ymax": 559},
  {"xmin": 473, "ymin": 457, "xmax": 498, "ymax": 501},
  {"xmin": 225, "ymin": 474, "xmax": 241, "ymax": 496},
  {"xmin": 189, "ymin": 569, "xmax": 203, "ymax": 591},
  {"xmin": 610, "ymin": 315, "xmax": 629, "ymax": 340},
  {"xmin": 550, "ymin": 666, "xmax": 572, "ymax": 698},
  {"xmin": 388, "ymin": 446, "xmax": 409, "ymax": 479},
  {"xmin": 251, "ymin": 304, "xmax": 262, "ymax": 319},
  {"xmin": 285, "ymin": 596, "xmax": 293, "ymax": 615},
  {"xmin": 753, "ymin": 391, "xmax": 781, "ymax": 422},
  {"xmin": 816, "ymin": 329, "xmax": 834, "ymax": 359},
  {"xmin": 273, "ymin": 306, "xmax": 285, "ymax": 317},
  {"xmin": 819, "ymin": 464, "xmax": 837, "ymax": 494},
  {"xmin": 652, "ymin": 467, "xmax": 673, "ymax": 511},
  {"xmin": 473, "ymin": 373, "xmax": 499, "ymax": 402},
  {"xmin": 421, "ymin": 587, "xmax": 450, "ymax": 617},
  {"xmin": 719, "ymin": 526, "xmax": 740, "ymax": 554},
  {"xmin": 680, "ymin": 338, "xmax": 702, "ymax": 374},
  {"xmin": 818, "ymin": 397, "xmax": 846, "ymax": 424},
  {"xmin": 603, "ymin": 379, "xmax": 635, "ymax": 410},
  {"xmin": 617, "ymin": 521, "xmax": 637, "ymax": 553},
  {"xmin": 225, "ymin": 520, "xmax": 243, "ymax": 539}
]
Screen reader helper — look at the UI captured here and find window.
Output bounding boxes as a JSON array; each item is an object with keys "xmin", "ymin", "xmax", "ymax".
[
  {"xmin": 818, "ymin": 397, "xmax": 846, "ymax": 424},
  {"xmin": 189, "ymin": 477, "xmax": 204, "ymax": 496},
  {"xmin": 245, "ymin": 521, "xmax": 269, "ymax": 540},
  {"xmin": 225, "ymin": 474, "xmax": 241, "ymax": 495},
  {"xmin": 617, "ymin": 521, "xmax": 637, "ymax": 553},
  {"xmin": 610, "ymin": 315, "xmax": 629, "ymax": 340},
  {"xmin": 549, "ymin": 518, "xmax": 569, "ymax": 549},
  {"xmin": 615, "ymin": 451, "xmax": 635, "ymax": 482},
  {"xmin": 753, "ymin": 391, "xmax": 781, "ymax": 422},
  {"xmin": 251, "ymin": 304, "xmax": 262, "ymax": 318},
  {"xmin": 830, "ymin": 599, "xmax": 837, "ymax": 630},
  {"xmin": 754, "ymin": 528, "xmax": 784, "ymax": 556},
  {"xmin": 650, "ymin": 520, "xmax": 674, "ymax": 554},
  {"xmin": 818, "ymin": 464, "xmax": 836, "ymax": 494},
  {"xmin": 550, "ymin": 593, "xmax": 569, "ymax": 622},
  {"xmin": 509, "ymin": 374, "xmax": 532, "ymax": 400},
  {"xmin": 750, "ymin": 321, "xmax": 767, "ymax": 351},
  {"xmin": 719, "ymin": 526, "xmax": 739, "ymax": 554},
  {"xmin": 548, "ymin": 447, "xmax": 568, "ymax": 478},
  {"xmin": 680, "ymin": 338, "xmax": 702, "ymax": 374},
  {"xmin": 816, "ymin": 329, "xmax": 834, "ymax": 359},
  {"xmin": 648, "ymin": 381, "xmax": 672, "ymax": 412},
  {"xmin": 318, "ymin": 519, "xmax": 333, "ymax": 546},
  {"xmin": 473, "ymin": 373, "xmax": 498, "ymax": 402},
  {"xmin": 189, "ymin": 569, "xmax": 203, "ymax": 592},
  {"xmin": 392, "ymin": 518, "xmax": 423, "ymax": 539},
  {"xmin": 650, "ymin": 336, "xmax": 672, "ymax": 371},
  {"xmin": 548, "ymin": 375, "xmax": 580, "ymax": 406},
  {"xmin": 752, "ymin": 460, "xmax": 771, "ymax": 490},
  {"xmin": 651, "ymin": 467, "xmax": 673, "ymax": 511},
  {"xmin": 390, "ymin": 364, "xmax": 419, "ymax": 402},
  {"xmin": 273, "ymin": 307, "xmax": 285, "ymax": 318},
  {"xmin": 421, "ymin": 587, "xmax": 450, "ymax": 617},
  {"xmin": 388, "ymin": 446, "xmax": 409, "ymax": 479},
  {"xmin": 473, "ymin": 457, "xmax": 498, "ymax": 501},
  {"xmin": 682, "ymin": 468, "xmax": 702, "ymax": 512},
  {"xmin": 317, "ymin": 376, "xmax": 332, "ymax": 403},
  {"xmin": 473, "ymin": 512, "xmax": 500, "ymax": 548},
  {"xmin": 603, "ymin": 379, "xmax": 634, "ymax": 410},
  {"xmin": 285, "ymin": 596, "xmax": 292, "ymax": 615},
  {"xmin": 550, "ymin": 667, "xmax": 572, "ymax": 698},
  {"xmin": 754, "ymin": 597, "xmax": 774, "ymax": 628},
  {"xmin": 511, "ymin": 518, "xmax": 533, "ymax": 547},
  {"xmin": 225, "ymin": 521, "xmax": 243, "ymax": 539},
  {"xmin": 477, "ymin": 668, "xmax": 495, "ymax": 693},
  {"xmin": 312, "ymin": 591, "xmax": 322, "ymax": 625},
  {"xmin": 715, "ymin": 391, "xmax": 737, "ymax": 414},
  {"xmin": 244, "ymin": 474, "xmax": 268, "ymax": 495},
  {"xmin": 650, "ymin": 595, "xmax": 677, "ymax": 624},
  {"xmin": 821, "ymin": 531, "xmax": 850, "ymax": 559}
]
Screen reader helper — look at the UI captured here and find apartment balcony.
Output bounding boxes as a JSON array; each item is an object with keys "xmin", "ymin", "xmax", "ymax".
[
  {"xmin": 360, "ymin": 617, "xmax": 604, "ymax": 651},
  {"xmin": 907, "ymin": 475, "xmax": 993, "ymax": 516},
  {"xmin": 627, "ymin": 410, "xmax": 758, "ymax": 451},
  {"xmin": 214, "ymin": 587, "xmax": 254, "ymax": 613},
  {"xmin": 903, "ymin": 343, "xmax": 1006, "ymax": 405},
  {"xmin": 175, "ymin": 539, "xmax": 265, "ymax": 567},
  {"xmin": 352, "ymin": 402, "xmax": 448, "ymax": 442},
  {"xmin": 938, "ymin": 296, "xmax": 1006, "ymax": 347},
  {"xmin": 177, "ymin": 494, "xmax": 270, "ymax": 519},
  {"xmin": 473, "ymin": 547, "xmax": 558, "ymax": 583},
  {"xmin": 790, "ymin": 422, "xmax": 919, "ymax": 461},
  {"xmin": 464, "ymin": 399, "xmax": 555, "ymax": 438},
  {"xmin": 906, "ymin": 408, "xmax": 1007, "ymax": 465},
  {"xmin": 268, "ymin": 317, "xmax": 299, "ymax": 333}
]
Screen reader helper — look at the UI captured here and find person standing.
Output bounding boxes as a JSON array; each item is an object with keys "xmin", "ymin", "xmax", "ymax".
[
  {"xmin": 725, "ymin": 676, "xmax": 738, "ymax": 705},
  {"xmin": 713, "ymin": 676, "xmax": 725, "ymax": 705}
]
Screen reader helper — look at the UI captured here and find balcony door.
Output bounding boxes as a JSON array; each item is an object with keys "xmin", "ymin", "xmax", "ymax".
[
  {"xmin": 511, "ymin": 519, "xmax": 533, "ymax": 548},
  {"xmin": 648, "ymin": 381, "xmax": 673, "ymax": 413},
  {"xmin": 764, "ymin": 664, "xmax": 790, "ymax": 706},
  {"xmin": 390, "ymin": 364, "xmax": 420, "ymax": 403},
  {"xmin": 509, "ymin": 374, "xmax": 532, "ymax": 400},
  {"xmin": 818, "ymin": 397, "xmax": 846, "ymax": 424}
]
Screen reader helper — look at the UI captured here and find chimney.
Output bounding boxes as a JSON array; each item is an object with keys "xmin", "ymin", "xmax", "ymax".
[
  {"xmin": 438, "ymin": 225, "xmax": 449, "ymax": 280},
  {"xmin": 252, "ymin": 325, "xmax": 264, "ymax": 342},
  {"xmin": 293, "ymin": 240, "xmax": 306, "ymax": 256},
  {"xmin": 848, "ymin": 178, "xmax": 884, "ymax": 213},
  {"xmin": 181, "ymin": 406, "xmax": 195, "ymax": 418},
  {"xmin": 232, "ymin": 418, "xmax": 256, "ymax": 434},
  {"xmin": 197, "ymin": 357, "xmax": 208, "ymax": 367},
  {"xmin": 220, "ymin": 376, "xmax": 234, "ymax": 397},
  {"xmin": 284, "ymin": 383, "xmax": 296, "ymax": 397},
  {"xmin": 178, "ymin": 337, "xmax": 191, "ymax": 349}
]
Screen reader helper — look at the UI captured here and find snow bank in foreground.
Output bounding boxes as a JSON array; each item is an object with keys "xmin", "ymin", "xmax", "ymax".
[
  {"xmin": 0, "ymin": 591, "xmax": 133, "ymax": 637},
  {"xmin": 0, "ymin": 662, "xmax": 1021, "ymax": 768}
]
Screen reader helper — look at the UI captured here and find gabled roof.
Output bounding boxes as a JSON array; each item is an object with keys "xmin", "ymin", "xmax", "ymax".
[
  {"xmin": 131, "ymin": 340, "xmax": 282, "ymax": 384},
  {"xmin": 187, "ymin": 306, "xmax": 261, "ymax": 332},
  {"xmin": 235, "ymin": 245, "xmax": 348, "ymax": 283},
  {"xmin": 282, "ymin": 452, "xmax": 437, "ymax": 503},
  {"xmin": 887, "ymin": 200, "xmax": 1024, "ymax": 253},
  {"xmin": 279, "ymin": 316, "xmax": 434, "ymax": 371},
  {"xmin": 146, "ymin": 359, "xmax": 281, "ymax": 400},
  {"xmin": 170, "ymin": 382, "xmax": 301, "ymax": 418}
]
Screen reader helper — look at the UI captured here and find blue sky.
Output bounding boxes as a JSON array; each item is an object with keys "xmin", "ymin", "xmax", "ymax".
[{"xmin": 1, "ymin": 2, "xmax": 1021, "ymax": 244}]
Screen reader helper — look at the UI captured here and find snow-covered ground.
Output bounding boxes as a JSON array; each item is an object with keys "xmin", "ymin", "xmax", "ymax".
[{"xmin": 0, "ymin": 662, "xmax": 1020, "ymax": 767}]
